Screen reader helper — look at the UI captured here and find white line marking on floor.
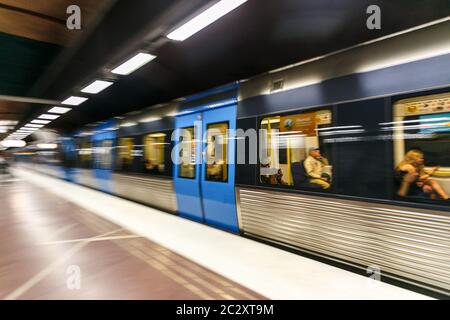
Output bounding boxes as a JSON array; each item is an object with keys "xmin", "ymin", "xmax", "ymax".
[
  {"xmin": 39, "ymin": 235, "xmax": 142, "ymax": 246},
  {"xmin": 3, "ymin": 229, "xmax": 122, "ymax": 300},
  {"xmin": 42, "ymin": 223, "xmax": 77, "ymax": 243}
]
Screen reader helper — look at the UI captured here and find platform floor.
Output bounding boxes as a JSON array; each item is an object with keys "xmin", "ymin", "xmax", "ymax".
[
  {"xmin": 0, "ymin": 175, "xmax": 263, "ymax": 300},
  {"xmin": 1, "ymin": 168, "xmax": 431, "ymax": 300}
]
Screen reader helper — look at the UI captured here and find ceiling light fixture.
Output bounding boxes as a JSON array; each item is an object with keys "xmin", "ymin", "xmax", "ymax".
[
  {"xmin": 1, "ymin": 140, "xmax": 26, "ymax": 148},
  {"xmin": 39, "ymin": 114, "xmax": 60, "ymax": 120},
  {"xmin": 0, "ymin": 120, "xmax": 18, "ymax": 125},
  {"xmin": 81, "ymin": 80, "xmax": 114, "ymax": 94},
  {"xmin": 48, "ymin": 107, "xmax": 72, "ymax": 114},
  {"xmin": 61, "ymin": 96, "xmax": 88, "ymax": 106},
  {"xmin": 31, "ymin": 119, "xmax": 51, "ymax": 125},
  {"xmin": 111, "ymin": 53, "xmax": 156, "ymax": 75},
  {"xmin": 25, "ymin": 124, "xmax": 44, "ymax": 128},
  {"xmin": 167, "ymin": 0, "xmax": 248, "ymax": 41},
  {"xmin": 37, "ymin": 143, "xmax": 58, "ymax": 149}
]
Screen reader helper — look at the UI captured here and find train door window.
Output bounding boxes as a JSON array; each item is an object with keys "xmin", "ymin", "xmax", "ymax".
[
  {"xmin": 102, "ymin": 140, "xmax": 113, "ymax": 169},
  {"xmin": 259, "ymin": 109, "xmax": 333, "ymax": 190},
  {"xmin": 144, "ymin": 133, "xmax": 166, "ymax": 174},
  {"xmin": 94, "ymin": 140, "xmax": 113, "ymax": 170},
  {"xmin": 392, "ymin": 92, "xmax": 450, "ymax": 203},
  {"xmin": 206, "ymin": 122, "xmax": 228, "ymax": 182},
  {"xmin": 178, "ymin": 127, "xmax": 196, "ymax": 179},
  {"xmin": 116, "ymin": 137, "xmax": 134, "ymax": 171}
]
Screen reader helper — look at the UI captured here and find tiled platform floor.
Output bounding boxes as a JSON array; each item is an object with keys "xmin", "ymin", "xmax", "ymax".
[{"xmin": 0, "ymin": 178, "xmax": 264, "ymax": 300}]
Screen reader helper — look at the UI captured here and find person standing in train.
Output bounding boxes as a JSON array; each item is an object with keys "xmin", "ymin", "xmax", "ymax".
[{"xmin": 304, "ymin": 147, "xmax": 331, "ymax": 190}]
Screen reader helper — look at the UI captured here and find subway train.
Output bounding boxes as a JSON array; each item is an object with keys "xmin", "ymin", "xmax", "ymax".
[{"xmin": 17, "ymin": 21, "xmax": 450, "ymax": 296}]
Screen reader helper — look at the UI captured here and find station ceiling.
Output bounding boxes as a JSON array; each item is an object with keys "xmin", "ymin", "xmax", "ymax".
[{"xmin": 1, "ymin": 0, "xmax": 449, "ymax": 138}]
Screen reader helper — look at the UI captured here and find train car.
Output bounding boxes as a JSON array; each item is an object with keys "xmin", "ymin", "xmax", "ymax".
[
  {"xmin": 112, "ymin": 103, "xmax": 177, "ymax": 213},
  {"xmin": 18, "ymin": 19, "xmax": 450, "ymax": 296},
  {"xmin": 234, "ymin": 20, "xmax": 450, "ymax": 295}
]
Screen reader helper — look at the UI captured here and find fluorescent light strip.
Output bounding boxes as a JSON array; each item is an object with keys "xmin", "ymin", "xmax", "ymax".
[
  {"xmin": 315, "ymin": 125, "xmax": 363, "ymax": 131},
  {"xmin": 62, "ymin": 96, "xmax": 88, "ymax": 106},
  {"xmin": 120, "ymin": 122, "xmax": 137, "ymax": 127},
  {"xmin": 48, "ymin": 107, "xmax": 72, "ymax": 114},
  {"xmin": 111, "ymin": 53, "xmax": 156, "ymax": 75},
  {"xmin": 39, "ymin": 114, "xmax": 60, "ymax": 120},
  {"xmin": 319, "ymin": 129, "xmax": 366, "ymax": 136},
  {"xmin": 31, "ymin": 119, "xmax": 51, "ymax": 124},
  {"xmin": 37, "ymin": 143, "xmax": 57, "ymax": 149},
  {"xmin": 0, "ymin": 120, "xmax": 18, "ymax": 125},
  {"xmin": 140, "ymin": 116, "xmax": 162, "ymax": 123},
  {"xmin": 167, "ymin": 0, "xmax": 248, "ymax": 41},
  {"xmin": 382, "ymin": 123, "xmax": 448, "ymax": 131},
  {"xmin": 1, "ymin": 140, "xmax": 26, "ymax": 147},
  {"xmin": 81, "ymin": 80, "xmax": 114, "ymax": 94},
  {"xmin": 379, "ymin": 117, "xmax": 450, "ymax": 126},
  {"xmin": 25, "ymin": 124, "xmax": 44, "ymax": 128}
]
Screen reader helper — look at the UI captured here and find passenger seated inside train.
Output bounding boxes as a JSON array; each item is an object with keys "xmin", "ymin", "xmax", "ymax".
[
  {"xmin": 303, "ymin": 147, "xmax": 331, "ymax": 190},
  {"xmin": 395, "ymin": 149, "xmax": 449, "ymax": 200},
  {"xmin": 260, "ymin": 163, "xmax": 287, "ymax": 185},
  {"xmin": 206, "ymin": 160, "xmax": 224, "ymax": 180},
  {"xmin": 146, "ymin": 159, "xmax": 165, "ymax": 174}
]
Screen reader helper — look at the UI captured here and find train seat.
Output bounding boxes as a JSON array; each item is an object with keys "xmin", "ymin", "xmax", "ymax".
[{"xmin": 291, "ymin": 161, "xmax": 322, "ymax": 190}]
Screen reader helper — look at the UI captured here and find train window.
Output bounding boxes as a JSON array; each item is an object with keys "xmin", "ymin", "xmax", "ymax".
[
  {"xmin": 260, "ymin": 109, "xmax": 333, "ymax": 190},
  {"xmin": 78, "ymin": 140, "xmax": 92, "ymax": 168},
  {"xmin": 116, "ymin": 137, "xmax": 134, "ymax": 170},
  {"xmin": 392, "ymin": 93, "xmax": 450, "ymax": 202},
  {"xmin": 206, "ymin": 122, "xmax": 228, "ymax": 182},
  {"xmin": 94, "ymin": 140, "xmax": 114, "ymax": 170},
  {"xmin": 144, "ymin": 133, "xmax": 166, "ymax": 174},
  {"xmin": 178, "ymin": 127, "xmax": 196, "ymax": 179}
]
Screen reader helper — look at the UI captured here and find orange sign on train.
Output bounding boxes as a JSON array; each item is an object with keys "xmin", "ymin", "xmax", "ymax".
[{"xmin": 280, "ymin": 112, "xmax": 316, "ymax": 136}]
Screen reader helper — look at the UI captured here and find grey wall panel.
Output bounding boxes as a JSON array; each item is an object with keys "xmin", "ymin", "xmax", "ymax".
[
  {"xmin": 112, "ymin": 173, "xmax": 177, "ymax": 213},
  {"xmin": 237, "ymin": 187, "xmax": 450, "ymax": 294}
]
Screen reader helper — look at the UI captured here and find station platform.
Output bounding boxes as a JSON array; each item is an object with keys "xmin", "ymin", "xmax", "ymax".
[{"xmin": 0, "ymin": 167, "xmax": 431, "ymax": 300}]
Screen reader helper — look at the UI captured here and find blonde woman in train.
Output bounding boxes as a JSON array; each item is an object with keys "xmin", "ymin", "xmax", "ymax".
[{"xmin": 396, "ymin": 149, "xmax": 449, "ymax": 200}]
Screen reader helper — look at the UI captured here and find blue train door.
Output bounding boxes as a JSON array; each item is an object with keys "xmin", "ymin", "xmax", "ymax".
[
  {"xmin": 92, "ymin": 121, "xmax": 116, "ymax": 193},
  {"xmin": 174, "ymin": 105, "xmax": 239, "ymax": 233},
  {"xmin": 61, "ymin": 137, "xmax": 77, "ymax": 182},
  {"xmin": 201, "ymin": 105, "xmax": 239, "ymax": 233},
  {"xmin": 174, "ymin": 113, "xmax": 204, "ymax": 222}
]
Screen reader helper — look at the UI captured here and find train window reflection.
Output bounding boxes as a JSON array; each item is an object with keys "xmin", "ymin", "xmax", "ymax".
[
  {"xmin": 260, "ymin": 109, "xmax": 333, "ymax": 190},
  {"xmin": 179, "ymin": 127, "xmax": 196, "ymax": 179},
  {"xmin": 393, "ymin": 93, "xmax": 450, "ymax": 202},
  {"xmin": 206, "ymin": 122, "xmax": 228, "ymax": 182},
  {"xmin": 144, "ymin": 133, "xmax": 166, "ymax": 174}
]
